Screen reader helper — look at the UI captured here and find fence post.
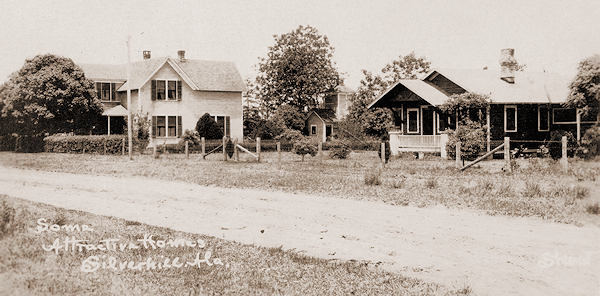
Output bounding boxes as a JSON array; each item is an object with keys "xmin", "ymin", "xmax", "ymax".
[
  {"xmin": 257, "ymin": 137, "xmax": 261, "ymax": 163},
  {"xmin": 234, "ymin": 138, "xmax": 239, "ymax": 162},
  {"xmin": 104, "ymin": 139, "xmax": 107, "ymax": 155},
  {"xmin": 381, "ymin": 142, "xmax": 385, "ymax": 166},
  {"xmin": 504, "ymin": 137, "xmax": 511, "ymax": 172},
  {"xmin": 318, "ymin": 141, "xmax": 323, "ymax": 164},
  {"xmin": 277, "ymin": 142, "xmax": 281, "ymax": 163},
  {"xmin": 201, "ymin": 137, "xmax": 205, "ymax": 159},
  {"xmin": 561, "ymin": 136, "xmax": 568, "ymax": 169},
  {"xmin": 456, "ymin": 142, "xmax": 461, "ymax": 168},
  {"xmin": 185, "ymin": 141, "xmax": 189, "ymax": 158},
  {"xmin": 223, "ymin": 137, "xmax": 227, "ymax": 161},
  {"xmin": 153, "ymin": 145, "xmax": 157, "ymax": 159},
  {"xmin": 122, "ymin": 138, "xmax": 126, "ymax": 155}
]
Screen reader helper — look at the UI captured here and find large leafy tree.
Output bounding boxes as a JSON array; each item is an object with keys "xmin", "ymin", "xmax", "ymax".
[
  {"xmin": 1, "ymin": 54, "xmax": 103, "ymax": 135},
  {"xmin": 255, "ymin": 25, "xmax": 339, "ymax": 116},
  {"xmin": 565, "ymin": 54, "xmax": 600, "ymax": 119},
  {"xmin": 346, "ymin": 52, "xmax": 431, "ymax": 138}
]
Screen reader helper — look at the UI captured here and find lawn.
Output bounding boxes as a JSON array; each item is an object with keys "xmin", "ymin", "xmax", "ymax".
[
  {"xmin": 0, "ymin": 194, "xmax": 462, "ymax": 295},
  {"xmin": 1, "ymin": 151, "xmax": 599, "ymax": 224}
]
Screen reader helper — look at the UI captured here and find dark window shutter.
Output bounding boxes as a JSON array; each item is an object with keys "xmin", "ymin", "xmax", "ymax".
[
  {"xmin": 111, "ymin": 83, "xmax": 116, "ymax": 101},
  {"xmin": 151, "ymin": 80, "xmax": 156, "ymax": 101},
  {"xmin": 225, "ymin": 116, "xmax": 230, "ymax": 137},
  {"xmin": 152, "ymin": 116, "xmax": 157, "ymax": 137},
  {"xmin": 177, "ymin": 116, "xmax": 182, "ymax": 137},
  {"xmin": 177, "ymin": 81, "xmax": 182, "ymax": 101}
]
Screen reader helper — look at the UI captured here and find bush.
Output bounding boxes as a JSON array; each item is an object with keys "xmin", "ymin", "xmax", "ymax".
[
  {"xmin": 579, "ymin": 125, "xmax": 600, "ymax": 159},
  {"xmin": 328, "ymin": 140, "xmax": 352, "ymax": 159},
  {"xmin": 364, "ymin": 170, "xmax": 382, "ymax": 186},
  {"xmin": 15, "ymin": 135, "xmax": 45, "ymax": 153},
  {"xmin": 44, "ymin": 134, "xmax": 127, "ymax": 154},
  {"xmin": 196, "ymin": 113, "xmax": 223, "ymax": 140},
  {"xmin": 292, "ymin": 136, "xmax": 318, "ymax": 161},
  {"xmin": 446, "ymin": 120, "xmax": 486, "ymax": 160},
  {"xmin": 0, "ymin": 135, "xmax": 17, "ymax": 151},
  {"xmin": 548, "ymin": 130, "xmax": 576, "ymax": 159}
]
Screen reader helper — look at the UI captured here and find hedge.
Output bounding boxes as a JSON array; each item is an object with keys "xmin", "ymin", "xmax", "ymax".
[{"xmin": 44, "ymin": 135, "xmax": 128, "ymax": 154}]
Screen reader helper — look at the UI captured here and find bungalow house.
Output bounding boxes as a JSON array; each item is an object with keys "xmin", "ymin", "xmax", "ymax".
[
  {"xmin": 306, "ymin": 79, "xmax": 356, "ymax": 142},
  {"xmin": 79, "ymin": 50, "xmax": 246, "ymax": 146},
  {"xmin": 368, "ymin": 49, "xmax": 592, "ymax": 157}
]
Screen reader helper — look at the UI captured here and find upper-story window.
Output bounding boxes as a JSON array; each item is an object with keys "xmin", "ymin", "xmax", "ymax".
[
  {"xmin": 151, "ymin": 80, "xmax": 182, "ymax": 101},
  {"xmin": 95, "ymin": 82, "xmax": 117, "ymax": 102}
]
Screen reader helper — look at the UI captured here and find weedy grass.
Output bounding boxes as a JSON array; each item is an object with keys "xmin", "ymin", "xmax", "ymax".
[
  {"xmin": 0, "ymin": 195, "xmax": 456, "ymax": 295},
  {"xmin": 1, "ymin": 151, "xmax": 599, "ymax": 223}
]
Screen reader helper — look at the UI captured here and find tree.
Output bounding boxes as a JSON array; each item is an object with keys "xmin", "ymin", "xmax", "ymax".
[
  {"xmin": 270, "ymin": 104, "xmax": 305, "ymax": 132},
  {"xmin": 195, "ymin": 113, "xmax": 223, "ymax": 140},
  {"xmin": 1, "ymin": 54, "xmax": 103, "ymax": 135},
  {"xmin": 347, "ymin": 52, "xmax": 431, "ymax": 138},
  {"xmin": 565, "ymin": 54, "xmax": 600, "ymax": 118},
  {"xmin": 255, "ymin": 25, "xmax": 339, "ymax": 116}
]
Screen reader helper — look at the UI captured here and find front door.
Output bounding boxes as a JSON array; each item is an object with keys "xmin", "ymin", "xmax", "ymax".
[{"xmin": 422, "ymin": 108, "xmax": 434, "ymax": 135}]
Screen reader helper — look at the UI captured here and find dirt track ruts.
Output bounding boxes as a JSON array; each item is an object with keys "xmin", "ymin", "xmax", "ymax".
[{"xmin": 1, "ymin": 166, "xmax": 599, "ymax": 295}]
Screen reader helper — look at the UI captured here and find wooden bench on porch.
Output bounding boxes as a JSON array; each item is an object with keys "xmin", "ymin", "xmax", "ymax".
[{"xmin": 389, "ymin": 133, "xmax": 449, "ymax": 159}]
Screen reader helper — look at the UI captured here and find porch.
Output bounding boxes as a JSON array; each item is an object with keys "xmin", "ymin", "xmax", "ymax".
[{"xmin": 389, "ymin": 132, "xmax": 449, "ymax": 158}]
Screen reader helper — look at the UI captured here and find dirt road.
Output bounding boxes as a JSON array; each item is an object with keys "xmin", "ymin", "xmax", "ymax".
[{"xmin": 1, "ymin": 166, "xmax": 598, "ymax": 295}]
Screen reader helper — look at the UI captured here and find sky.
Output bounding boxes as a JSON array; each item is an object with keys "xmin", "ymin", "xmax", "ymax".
[{"xmin": 1, "ymin": 0, "xmax": 599, "ymax": 90}]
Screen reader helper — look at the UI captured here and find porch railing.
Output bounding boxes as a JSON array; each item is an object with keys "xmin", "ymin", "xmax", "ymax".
[{"xmin": 389, "ymin": 132, "xmax": 449, "ymax": 158}]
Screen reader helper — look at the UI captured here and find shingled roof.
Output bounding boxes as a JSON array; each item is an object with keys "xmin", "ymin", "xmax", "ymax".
[
  {"xmin": 79, "ymin": 56, "xmax": 246, "ymax": 92},
  {"xmin": 308, "ymin": 108, "xmax": 338, "ymax": 122}
]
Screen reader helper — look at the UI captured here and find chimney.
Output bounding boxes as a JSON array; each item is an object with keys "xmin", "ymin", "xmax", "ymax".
[
  {"xmin": 177, "ymin": 50, "xmax": 186, "ymax": 62},
  {"xmin": 143, "ymin": 51, "xmax": 151, "ymax": 60},
  {"xmin": 499, "ymin": 48, "xmax": 517, "ymax": 83}
]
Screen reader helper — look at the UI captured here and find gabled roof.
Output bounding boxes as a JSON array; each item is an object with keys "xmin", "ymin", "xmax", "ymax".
[
  {"xmin": 79, "ymin": 56, "xmax": 246, "ymax": 92},
  {"xmin": 368, "ymin": 68, "xmax": 570, "ymax": 108},
  {"xmin": 367, "ymin": 79, "xmax": 449, "ymax": 109},
  {"xmin": 308, "ymin": 108, "xmax": 337, "ymax": 122},
  {"xmin": 424, "ymin": 69, "xmax": 569, "ymax": 104}
]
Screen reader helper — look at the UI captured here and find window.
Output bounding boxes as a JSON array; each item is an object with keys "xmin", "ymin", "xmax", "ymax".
[
  {"xmin": 437, "ymin": 112, "xmax": 456, "ymax": 133},
  {"xmin": 553, "ymin": 108, "xmax": 576, "ymax": 124},
  {"xmin": 407, "ymin": 108, "xmax": 419, "ymax": 133},
  {"xmin": 152, "ymin": 116, "xmax": 182, "ymax": 137},
  {"xmin": 311, "ymin": 125, "xmax": 317, "ymax": 135},
  {"xmin": 538, "ymin": 106, "xmax": 550, "ymax": 131},
  {"xmin": 152, "ymin": 80, "xmax": 182, "ymax": 101},
  {"xmin": 215, "ymin": 116, "xmax": 231, "ymax": 137},
  {"xmin": 95, "ymin": 82, "xmax": 117, "ymax": 102},
  {"xmin": 504, "ymin": 105, "xmax": 517, "ymax": 132}
]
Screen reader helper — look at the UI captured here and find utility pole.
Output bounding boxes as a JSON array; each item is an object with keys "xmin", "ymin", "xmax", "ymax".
[{"xmin": 127, "ymin": 35, "xmax": 133, "ymax": 160}]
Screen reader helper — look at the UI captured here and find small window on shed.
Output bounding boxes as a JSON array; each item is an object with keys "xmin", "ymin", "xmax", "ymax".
[{"xmin": 311, "ymin": 125, "xmax": 317, "ymax": 135}]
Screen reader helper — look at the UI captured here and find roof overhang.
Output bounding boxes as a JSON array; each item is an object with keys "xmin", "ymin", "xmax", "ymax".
[
  {"xmin": 368, "ymin": 80, "xmax": 450, "ymax": 109},
  {"xmin": 102, "ymin": 105, "xmax": 128, "ymax": 116}
]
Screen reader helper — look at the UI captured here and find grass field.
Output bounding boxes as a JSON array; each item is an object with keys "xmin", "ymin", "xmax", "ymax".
[
  {"xmin": 1, "ymin": 151, "xmax": 599, "ymax": 225},
  {"xmin": 0, "ymin": 194, "xmax": 463, "ymax": 295}
]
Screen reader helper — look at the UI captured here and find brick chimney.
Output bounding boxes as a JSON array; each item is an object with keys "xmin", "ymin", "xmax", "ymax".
[
  {"xmin": 177, "ymin": 50, "xmax": 186, "ymax": 62},
  {"xmin": 499, "ymin": 48, "xmax": 517, "ymax": 83},
  {"xmin": 143, "ymin": 51, "xmax": 151, "ymax": 60}
]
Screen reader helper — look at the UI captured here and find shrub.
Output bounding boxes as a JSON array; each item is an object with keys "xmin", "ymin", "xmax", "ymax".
[
  {"xmin": 44, "ymin": 134, "xmax": 127, "ymax": 154},
  {"xmin": 587, "ymin": 203, "xmax": 600, "ymax": 215},
  {"xmin": 328, "ymin": 140, "xmax": 351, "ymax": 159},
  {"xmin": 548, "ymin": 130, "xmax": 576, "ymax": 159},
  {"xmin": 276, "ymin": 129, "xmax": 303, "ymax": 142},
  {"xmin": 15, "ymin": 135, "xmax": 45, "ymax": 153},
  {"xmin": 0, "ymin": 135, "xmax": 17, "ymax": 151},
  {"xmin": 196, "ymin": 113, "xmax": 223, "ymax": 140},
  {"xmin": 292, "ymin": 136, "xmax": 318, "ymax": 161},
  {"xmin": 446, "ymin": 120, "xmax": 486, "ymax": 160},
  {"xmin": 364, "ymin": 170, "xmax": 382, "ymax": 186},
  {"xmin": 579, "ymin": 125, "xmax": 600, "ymax": 159}
]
